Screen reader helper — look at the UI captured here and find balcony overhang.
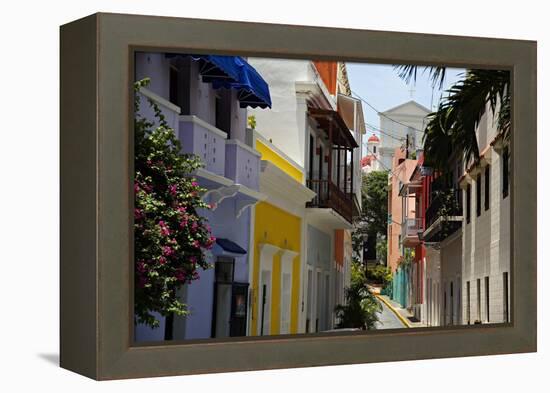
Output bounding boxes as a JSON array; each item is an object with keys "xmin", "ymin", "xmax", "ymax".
[
  {"xmin": 196, "ymin": 168, "xmax": 266, "ymax": 218},
  {"xmin": 421, "ymin": 215, "xmax": 463, "ymax": 243},
  {"xmin": 307, "ymin": 107, "xmax": 359, "ymax": 149},
  {"xmin": 306, "ymin": 208, "xmax": 353, "ymax": 230},
  {"xmin": 399, "ymin": 180, "xmax": 423, "ymax": 196},
  {"xmin": 403, "ymin": 234, "xmax": 422, "ymax": 248}
]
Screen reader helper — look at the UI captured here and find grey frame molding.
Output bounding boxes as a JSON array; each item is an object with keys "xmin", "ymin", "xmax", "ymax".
[{"xmin": 60, "ymin": 12, "xmax": 537, "ymax": 380}]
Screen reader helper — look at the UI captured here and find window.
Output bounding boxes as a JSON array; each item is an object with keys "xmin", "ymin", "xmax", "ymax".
[
  {"xmin": 503, "ymin": 272, "xmax": 509, "ymax": 323},
  {"xmin": 476, "ymin": 278, "xmax": 481, "ymax": 323},
  {"xmin": 215, "ymin": 90, "xmax": 232, "ymax": 137},
  {"xmin": 169, "ymin": 65, "xmax": 179, "ymax": 106},
  {"xmin": 466, "ymin": 184, "xmax": 471, "ymax": 224},
  {"xmin": 318, "ymin": 145, "xmax": 323, "ymax": 181},
  {"xmin": 476, "ymin": 174, "xmax": 481, "ymax": 217},
  {"xmin": 502, "ymin": 146, "xmax": 509, "ymax": 198},
  {"xmin": 373, "ymin": 145, "xmax": 377, "ymax": 154},
  {"xmin": 450, "ymin": 281, "xmax": 454, "ymax": 325},
  {"xmin": 215, "ymin": 257, "xmax": 235, "ymax": 283},
  {"xmin": 168, "ymin": 60, "xmax": 192, "ymax": 115},
  {"xmin": 443, "ymin": 290, "xmax": 447, "ymax": 325},
  {"xmin": 484, "ymin": 165, "xmax": 490, "ymax": 210},
  {"xmin": 308, "ymin": 134, "xmax": 314, "ymax": 182},
  {"xmin": 485, "ymin": 276, "xmax": 490, "ymax": 322},
  {"xmin": 466, "ymin": 281, "xmax": 471, "ymax": 324}
]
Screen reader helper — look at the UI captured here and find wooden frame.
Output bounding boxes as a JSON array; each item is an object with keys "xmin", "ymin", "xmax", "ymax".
[{"xmin": 60, "ymin": 12, "xmax": 536, "ymax": 380}]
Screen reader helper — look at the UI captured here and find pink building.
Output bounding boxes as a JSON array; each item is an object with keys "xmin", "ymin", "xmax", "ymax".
[{"xmin": 387, "ymin": 147, "xmax": 417, "ymax": 273}]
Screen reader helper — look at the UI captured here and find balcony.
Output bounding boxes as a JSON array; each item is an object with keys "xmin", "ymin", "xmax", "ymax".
[
  {"xmin": 225, "ymin": 140, "xmax": 261, "ymax": 191},
  {"xmin": 178, "ymin": 115, "xmax": 227, "ymax": 177},
  {"xmin": 423, "ymin": 188, "xmax": 463, "ymax": 243},
  {"xmin": 306, "ymin": 179, "xmax": 353, "ymax": 223},
  {"xmin": 403, "ymin": 217, "xmax": 424, "ymax": 247}
]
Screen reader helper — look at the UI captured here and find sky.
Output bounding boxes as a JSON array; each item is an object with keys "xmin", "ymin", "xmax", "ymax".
[{"xmin": 346, "ymin": 63, "xmax": 465, "ymax": 141}]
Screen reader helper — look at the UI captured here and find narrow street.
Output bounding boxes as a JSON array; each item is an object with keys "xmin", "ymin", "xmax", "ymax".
[{"xmin": 375, "ymin": 297, "xmax": 408, "ymax": 330}]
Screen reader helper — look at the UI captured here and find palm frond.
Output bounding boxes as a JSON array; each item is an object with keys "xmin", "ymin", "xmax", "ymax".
[
  {"xmin": 422, "ymin": 69, "xmax": 510, "ymax": 169},
  {"xmin": 394, "ymin": 64, "xmax": 448, "ymax": 89}
]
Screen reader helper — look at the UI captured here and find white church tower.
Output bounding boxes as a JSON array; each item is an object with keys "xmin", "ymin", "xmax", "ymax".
[
  {"xmin": 361, "ymin": 134, "xmax": 380, "ymax": 174},
  {"xmin": 377, "ymin": 100, "xmax": 431, "ymax": 170}
]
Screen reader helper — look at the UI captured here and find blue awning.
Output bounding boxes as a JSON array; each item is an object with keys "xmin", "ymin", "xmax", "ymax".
[
  {"xmin": 215, "ymin": 238, "xmax": 247, "ymax": 255},
  {"xmin": 166, "ymin": 54, "xmax": 271, "ymax": 109}
]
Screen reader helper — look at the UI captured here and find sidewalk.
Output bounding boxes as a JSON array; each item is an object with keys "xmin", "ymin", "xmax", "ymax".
[{"xmin": 373, "ymin": 291, "xmax": 427, "ymax": 329}]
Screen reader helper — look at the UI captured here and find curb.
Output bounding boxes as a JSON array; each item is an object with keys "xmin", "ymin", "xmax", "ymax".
[{"xmin": 375, "ymin": 294, "xmax": 412, "ymax": 328}]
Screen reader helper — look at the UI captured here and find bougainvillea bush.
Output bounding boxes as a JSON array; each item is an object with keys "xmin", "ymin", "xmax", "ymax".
[{"xmin": 134, "ymin": 78, "xmax": 215, "ymax": 329}]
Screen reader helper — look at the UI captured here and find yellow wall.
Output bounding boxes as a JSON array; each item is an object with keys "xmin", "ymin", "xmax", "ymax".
[
  {"xmin": 256, "ymin": 140, "xmax": 303, "ymax": 182},
  {"xmin": 251, "ymin": 202, "xmax": 301, "ymax": 335}
]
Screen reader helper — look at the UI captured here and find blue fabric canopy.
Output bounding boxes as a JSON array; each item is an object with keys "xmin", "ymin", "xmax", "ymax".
[
  {"xmin": 215, "ymin": 238, "xmax": 247, "ymax": 255},
  {"xmin": 165, "ymin": 54, "xmax": 271, "ymax": 109}
]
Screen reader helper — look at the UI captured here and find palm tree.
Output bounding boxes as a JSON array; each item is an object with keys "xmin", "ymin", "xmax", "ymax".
[{"xmin": 394, "ymin": 66, "xmax": 510, "ymax": 171}]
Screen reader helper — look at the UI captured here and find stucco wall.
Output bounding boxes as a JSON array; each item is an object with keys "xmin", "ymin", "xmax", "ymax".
[
  {"xmin": 462, "ymin": 147, "xmax": 510, "ymax": 324},
  {"xmin": 251, "ymin": 202, "xmax": 302, "ymax": 336},
  {"xmin": 247, "ymin": 58, "xmax": 316, "ymax": 167},
  {"xmin": 440, "ymin": 233, "xmax": 462, "ymax": 325},
  {"xmin": 425, "ymin": 248, "xmax": 441, "ymax": 326}
]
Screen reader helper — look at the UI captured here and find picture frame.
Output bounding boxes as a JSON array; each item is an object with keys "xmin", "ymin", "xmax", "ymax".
[{"xmin": 60, "ymin": 12, "xmax": 536, "ymax": 380}]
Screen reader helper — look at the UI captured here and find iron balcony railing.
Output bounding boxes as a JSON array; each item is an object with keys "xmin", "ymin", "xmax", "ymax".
[
  {"xmin": 425, "ymin": 188, "xmax": 463, "ymax": 231},
  {"xmin": 306, "ymin": 179, "xmax": 353, "ymax": 223},
  {"xmin": 405, "ymin": 217, "xmax": 424, "ymax": 237}
]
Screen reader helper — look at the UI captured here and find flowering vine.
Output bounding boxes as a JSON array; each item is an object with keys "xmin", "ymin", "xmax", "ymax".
[{"xmin": 134, "ymin": 78, "xmax": 215, "ymax": 329}]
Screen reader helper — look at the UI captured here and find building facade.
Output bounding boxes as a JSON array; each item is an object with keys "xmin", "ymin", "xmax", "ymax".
[
  {"xmin": 459, "ymin": 105, "xmax": 511, "ymax": 325},
  {"xmin": 133, "ymin": 52, "xmax": 271, "ymax": 341},
  {"xmin": 249, "ymin": 136, "xmax": 314, "ymax": 336},
  {"xmin": 387, "ymin": 147, "xmax": 418, "ymax": 310},
  {"xmin": 378, "ymin": 101, "xmax": 431, "ymax": 170},
  {"xmin": 248, "ymin": 58, "xmax": 364, "ymax": 332}
]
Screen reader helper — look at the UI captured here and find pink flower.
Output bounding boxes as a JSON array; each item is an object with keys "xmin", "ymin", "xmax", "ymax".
[
  {"xmin": 191, "ymin": 181, "xmax": 199, "ymax": 187},
  {"xmin": 158, "ymin": 256, "xmax": 167, "ymax": 265},
  {"xmin": 208, "ymin": 203, "xmax": 216, "ymax": 209},
  {"xmin": 136, "ymin": 261, "xmax": 147, "ymax": 273},
  {"xmin": 189, "ymin": 256, "xmax": 197, "ymax": 264},
  {"xmin": 191, "ymin": 222, "xmax": 198, "ymax": 232},
  {"xmin": 168, "ymin": 184, "xmax": 177, "ymax": 196},
  {"xmin": 177, "ymin": 206, "xmax": 187, "ymax": 213},
  {"xmin": 179, "ymin": 219, "xmax": 188, "ymax": 229},
  {"xmin": 158, "ymin": 220, "xmax": 171, "ymax": 236},
  {"xmin": 205, "ymin": 236, "xmax": 216, "ymax": 249},
  {"xmin": 162, "ymin": 246, "xmax": 174, "ymax": 256},
  {"xmin": 134, "ymin": 182, "xmax": 140, "ymax": 193},
  {"xmin": 175, "ymin": 269, "xmax": 186, "ymax": 282},
  {"xmin": 193, "ymin": 240, "xmax": 201, "ymax": 248}
]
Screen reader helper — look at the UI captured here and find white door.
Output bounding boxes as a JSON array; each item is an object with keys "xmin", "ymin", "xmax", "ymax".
[
  {"xmin": 280, "ymin": 272, "xmax": 291, "ymax": 334},
  {"xmin": 306, "ymin": 268, "xmax": 313, "ymax": 333}
]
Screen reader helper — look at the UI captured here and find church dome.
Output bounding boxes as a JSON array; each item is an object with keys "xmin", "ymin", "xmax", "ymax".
[{"xmin": 367, "ymin": 134, "xmax": 380, "ymax": 143}]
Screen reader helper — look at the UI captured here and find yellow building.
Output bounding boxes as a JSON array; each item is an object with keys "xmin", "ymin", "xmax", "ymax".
[{"xmin": 249, "ymin": 136, "xmax": 315, "ymax": 336}]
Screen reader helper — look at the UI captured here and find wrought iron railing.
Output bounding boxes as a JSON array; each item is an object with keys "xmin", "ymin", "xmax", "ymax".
[
  {"xmin": 425, "ymin": 188, "xmax": 462, "ymax": 231},
  {"xmin": 405, "ymin": 217, "xmax": 424, "ymax": 237},
  {"xmin": 306, "ymin": 179, "xmax": 353, "ymax": 223}
]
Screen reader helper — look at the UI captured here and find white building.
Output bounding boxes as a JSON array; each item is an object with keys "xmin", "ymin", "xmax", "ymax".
[
  {"xmin": 378, "ymin": 101, "xmax": 431, "ymax": 170},
  {"xmin": 459, "ymin": 104, "xmax": 511, "ymax": 325},
  {"xmin": 248, "ymin": 58, "xmax": 364, "ymax": 332},
  {"xmin": 361, "ymin": 134, "xmax": 381, "ymax": 174}
]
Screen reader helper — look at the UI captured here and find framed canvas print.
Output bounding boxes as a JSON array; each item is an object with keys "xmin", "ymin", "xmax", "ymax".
[{"xmin": 60, "ymin": 12, "xmax": 537, "ymax": 380}]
